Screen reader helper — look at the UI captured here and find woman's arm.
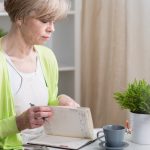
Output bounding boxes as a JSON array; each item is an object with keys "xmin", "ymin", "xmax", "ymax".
[
  {"xmin": 0, "ymin": 116, "xmax": 19, "ymax": 138},
  {"xmin": 16, "ymin": 106, "xmax": 53, "ymax": 131}
]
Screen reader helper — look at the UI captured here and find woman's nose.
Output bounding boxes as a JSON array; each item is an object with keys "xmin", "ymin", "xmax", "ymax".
[{"xmin": 47, "ymin": 22, "xmax": 55, "ymax": 32}]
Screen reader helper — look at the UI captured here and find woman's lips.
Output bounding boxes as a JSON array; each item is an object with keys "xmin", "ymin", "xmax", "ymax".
[
  {"xmin": 43, "ymin": 36, "xmax": 50, "ymax": 39},
  {"xmin": 42, "ymin": 36, "xmax": 50, "ymax": 41}
]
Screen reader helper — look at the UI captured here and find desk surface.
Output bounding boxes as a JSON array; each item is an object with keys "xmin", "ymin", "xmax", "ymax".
[
  {"xmin": 24, "ymin": 140, "xmax": 150, "ymax": 150},
  {"xmin": 24, "ymin": 130, "xmax": 150, "ymax": 150}
]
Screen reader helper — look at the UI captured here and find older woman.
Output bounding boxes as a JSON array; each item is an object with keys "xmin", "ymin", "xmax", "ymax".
[{"xmin": 0, "ymin": 0, "xmax": 79, "ymax": 149}]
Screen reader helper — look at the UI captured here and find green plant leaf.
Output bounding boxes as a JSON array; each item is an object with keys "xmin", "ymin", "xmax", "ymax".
[
  {"xmin": 114, "ymin": 79, "xmax": 150, "ymax": 114},
  {"xmin": 0, "ymin": 28, "xmax": 7, "ymax": 37}
]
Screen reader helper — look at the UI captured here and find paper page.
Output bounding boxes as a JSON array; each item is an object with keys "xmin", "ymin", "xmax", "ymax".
[
  {"xmin": 44, "ymin": 106, "xmax": 94, "ymax": 139},
  {"xmin": 28, "ymin": 133, "xmax": 91, "ymax": 149}
]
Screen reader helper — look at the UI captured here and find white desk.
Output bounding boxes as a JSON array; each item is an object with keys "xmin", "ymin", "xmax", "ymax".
[
  {"xmin": 24, "ymin": 130, "xmax": 150, "ymax": 150},
  {"xmin": 24, "ymin": 140, "xmax": 150, "ymax": 150},
  {"xmin": 81, "ymin": 134, "xmax": 150, "ymax": 150}
]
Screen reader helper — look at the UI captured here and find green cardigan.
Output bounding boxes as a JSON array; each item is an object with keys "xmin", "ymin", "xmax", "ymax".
[{"xmin": 0, "ymin": 38, "xmax": 59, "ymax": 149}]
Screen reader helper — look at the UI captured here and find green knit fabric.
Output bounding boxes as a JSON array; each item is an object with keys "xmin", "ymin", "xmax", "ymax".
[{"xmin": 0, "ymin": 38, "xmax": 59, "ymax": 149}]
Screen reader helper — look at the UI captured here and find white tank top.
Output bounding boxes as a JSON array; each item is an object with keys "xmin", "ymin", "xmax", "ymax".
[{"xmin": 5, "ymin": 54, "xmax": 49, "ymax": 144}]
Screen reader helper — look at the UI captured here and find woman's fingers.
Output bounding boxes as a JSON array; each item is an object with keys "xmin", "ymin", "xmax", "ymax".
[
  {"xmin": 16, "ymin": 106, "xmax": 53, "ymax": 131},
  {"xmin": 32, "ymin": 106, "xmax": 53, "ymax": 119},
  {"xmin": 34, "ymin": 111, "xmax": 53, "ymax": 119},
  {"xmin": 29, "ymin": 106, "xmax": 53, "ymax": 126},
  {"xmin": 32, "ymin": 106, "xmax": 52, "ymax": 112},
  {"xmin": 29, "ymin": 117, "xmax": 45, "ymax": 128},
  {"xmin": 58, "ymin": 94, "xmax": 80, "ymax": 107}
]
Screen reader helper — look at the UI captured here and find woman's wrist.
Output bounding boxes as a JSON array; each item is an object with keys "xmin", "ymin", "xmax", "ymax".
[{"xmin": 16, "ymin": 115, "xmax": 26, "ymax": 132}]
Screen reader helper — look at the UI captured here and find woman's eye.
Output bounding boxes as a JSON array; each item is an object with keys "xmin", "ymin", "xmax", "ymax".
[{"xmin": 40, "ymin": 19, "xmax": 49, "ymax": 23}]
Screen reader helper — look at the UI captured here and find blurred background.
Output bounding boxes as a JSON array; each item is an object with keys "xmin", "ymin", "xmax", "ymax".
[
  {"xmin": 0, "ymin": 0, "xmax": 150, "ymax": 127},
  {"xmin": 80, "ymin": 0, "xmax": 150, "ymax": 127}
]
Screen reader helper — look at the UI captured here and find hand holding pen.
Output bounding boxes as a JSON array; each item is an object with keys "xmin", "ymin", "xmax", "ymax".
[
  {"xmin": 16, "ymin": 104, "xmax": 53, "ymax": 131},
  {"xmin": 29, "ymin": 103, "xmax": 49, "ymax": 121}
]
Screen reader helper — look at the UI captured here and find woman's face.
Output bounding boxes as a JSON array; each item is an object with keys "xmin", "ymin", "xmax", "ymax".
[{"xmin": 18, "ymin": 16, "xmax": 55, "ymax": 45}]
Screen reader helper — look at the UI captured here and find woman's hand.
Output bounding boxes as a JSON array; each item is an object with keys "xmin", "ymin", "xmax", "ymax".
[
  {"xmin": 16, "ymin": 106, "xmax": 53, "ymax": 131},
  {"xmin": 58, "ymin": 94, "xmax": 80, "ymax": 107}
]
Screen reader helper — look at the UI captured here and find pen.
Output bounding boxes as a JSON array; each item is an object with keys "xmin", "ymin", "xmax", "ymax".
[
  {"xmin": 59, "ymin": 145, "xmax": 69, "ymax": 148},
  {"xmin": 29, "ymin": 103, "xmax": 49, "ymax": 121},
  {"xmin": 29, "ymin": 103, "xmax": 35, "ymax": 107}
]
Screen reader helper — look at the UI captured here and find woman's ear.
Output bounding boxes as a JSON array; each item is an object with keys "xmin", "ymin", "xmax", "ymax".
[{"xmin": 16, "ymin": 19, "xmax": 22, "ymax": 27}]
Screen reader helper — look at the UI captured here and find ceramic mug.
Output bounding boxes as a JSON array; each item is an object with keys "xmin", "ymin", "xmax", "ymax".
[{"xmin": 97, "ymin": 124, "xmax": 125, "ymax": 147}]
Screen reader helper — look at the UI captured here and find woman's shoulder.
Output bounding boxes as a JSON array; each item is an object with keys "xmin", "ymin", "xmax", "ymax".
[
  {"xmin": 34, "ymin": 45, "xmax": 58, "ymax": 68},
  {"xmin": 35, "ymin": 45, "xmax": 52, "ymax": 52},
  {"xmin": 34, "ymin": 45, "xmax": 56, "ymax": 58}
]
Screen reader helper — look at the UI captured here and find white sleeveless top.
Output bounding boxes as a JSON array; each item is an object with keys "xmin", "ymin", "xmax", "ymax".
[{"xmin": 5, "ymin": 54, "xmax": 49, "ymax": 144}]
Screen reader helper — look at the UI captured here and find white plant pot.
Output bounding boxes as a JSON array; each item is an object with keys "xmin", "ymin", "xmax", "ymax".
[{"xmin": 130, "ymin": 112, "xmax": 150, "ymax": 144}]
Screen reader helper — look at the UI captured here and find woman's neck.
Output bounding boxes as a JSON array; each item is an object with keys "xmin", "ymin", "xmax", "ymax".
[{"xmin": 2, "ymin": 27, "xmax": 34, "ymax": 58}]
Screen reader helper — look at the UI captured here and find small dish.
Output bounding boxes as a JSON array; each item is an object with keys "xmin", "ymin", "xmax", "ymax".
[{"xmin": 100, "ymin": 141, "xmax": 129, "ymax": 150}]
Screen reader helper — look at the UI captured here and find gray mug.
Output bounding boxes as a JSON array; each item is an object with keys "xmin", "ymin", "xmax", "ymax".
[{"xmin": 97, "ymin": 124, "xmax": 125, "ymax": 147}]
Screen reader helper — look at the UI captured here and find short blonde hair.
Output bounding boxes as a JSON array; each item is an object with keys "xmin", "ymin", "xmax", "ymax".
[{"xmin": 4, "ymin": 0, "xmax": 70, "ymax": 22}]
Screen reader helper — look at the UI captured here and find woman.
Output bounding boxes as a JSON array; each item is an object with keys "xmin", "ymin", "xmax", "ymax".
[{"xmin": 0, "ymin": 0, "xmax": 79, "ymax": 149}]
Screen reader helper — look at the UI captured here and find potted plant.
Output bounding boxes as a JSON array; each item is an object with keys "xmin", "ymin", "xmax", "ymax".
[
  {"xmin": 114, "ymin": 79, "xmax": 150, "ymax": 144},
  {"xmin": 0, "ymin": 28, "xmax": 6, "ymax": 37}
]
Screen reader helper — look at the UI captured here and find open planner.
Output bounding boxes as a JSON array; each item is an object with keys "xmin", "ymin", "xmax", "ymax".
[{"xmin": 28, "ymin": 106, "xmax": 97, "ymax": 149}]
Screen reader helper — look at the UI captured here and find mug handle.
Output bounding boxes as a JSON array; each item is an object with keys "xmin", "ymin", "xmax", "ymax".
[{"xmin": 97, "ymin": 131, "xmax": 105, "ymax": 142}]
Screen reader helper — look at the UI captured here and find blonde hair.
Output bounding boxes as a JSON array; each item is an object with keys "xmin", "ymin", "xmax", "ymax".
[{"xmin": 4, "ymin": 0, "xmax": 70, "ymax": 22}]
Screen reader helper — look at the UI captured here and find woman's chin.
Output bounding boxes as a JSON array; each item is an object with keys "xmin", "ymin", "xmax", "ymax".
[{"xmin": 35, "ymin": 41, "xmax": 47, "ymax": 45}]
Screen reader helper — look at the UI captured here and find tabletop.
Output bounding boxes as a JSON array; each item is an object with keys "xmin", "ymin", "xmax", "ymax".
[{"xmin": 24, "ymin": 129, "xmax": 150, "ymax": 150}]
